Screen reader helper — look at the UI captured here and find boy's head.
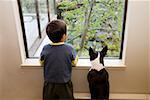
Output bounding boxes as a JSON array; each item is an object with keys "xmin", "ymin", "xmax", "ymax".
[{"xmin": 46, "ymin": 19, "xmax": 67, "ymax": 43}]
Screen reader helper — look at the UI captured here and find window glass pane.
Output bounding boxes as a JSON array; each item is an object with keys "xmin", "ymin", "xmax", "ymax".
[
  {"xmin": 49, "ymin": 0, "xmax": 57, "ymax": 18},
  {"xmin": 20, "ymin": 0, "xmax": 39, "ymax": 52},
  {"xmin": 38, "ymin": 0, "xmax": 49, "ymax": 31},
  {"xmin": 56, "ymin": 0, "xmax": 126, "ymax": 58},
  {"xmin": 18, "ymin": 0, "xmax": 127, "ymax": 58}
]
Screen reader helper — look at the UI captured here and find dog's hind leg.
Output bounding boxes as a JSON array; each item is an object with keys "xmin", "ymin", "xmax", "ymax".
[
  {"xmin": 87, "ymin": 71, "xmax": 99, "ymax": 99},
  {"xmin": 103, "ymin": 81, "xmax": 109, "ymax": 100},
  {"xmin": 89, "ymin": 83, "xmax": 97, "ymax": 99}
]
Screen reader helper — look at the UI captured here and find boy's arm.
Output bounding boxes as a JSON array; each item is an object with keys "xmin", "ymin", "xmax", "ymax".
[
  {"xmin": 39, "ymin": 47, "xmax": 45, "ymax": 66},
  {"xmin": 39, "ymin": 55, "xmax": 44, "ymax": 66},
  {"xmin": 72, "ymin": 55, "xmax": 78, "ymax": 67},
  {"xmin": 39, "ymin": 59, "xmax": 44, "ymax": 66},
  {"xmin": 71, "ymin": 48, "xmax": 78, "ymax": 67}
]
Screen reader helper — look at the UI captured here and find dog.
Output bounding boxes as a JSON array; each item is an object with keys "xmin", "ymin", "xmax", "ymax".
[{"xmin": 87, "ymin": 46, "xmax": 109, "ymax": 100}]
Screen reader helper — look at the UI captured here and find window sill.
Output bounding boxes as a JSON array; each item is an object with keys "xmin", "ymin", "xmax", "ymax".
[{"xmin": 21, "ymin": 58, "xmax": 126, "ymax": 69}]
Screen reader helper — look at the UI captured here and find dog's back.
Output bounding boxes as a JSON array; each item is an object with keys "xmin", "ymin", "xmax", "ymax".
[
  {"xmin": 87, "ymin": 46, "xmax": 109, "ymax": 100},
  {"xmin": 88, "ymin": 69, "xmax": 109, "ymax": 99}
]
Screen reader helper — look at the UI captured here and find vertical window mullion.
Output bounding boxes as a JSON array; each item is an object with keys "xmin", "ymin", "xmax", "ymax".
[
  {"xmin": 119, "ymin": 0, "xmax": 128, "ymax": 59},
  {"xmin": 17, "ymin": 0, "xmax": 29, "ymax": 58},
  {"xmin": 35, "ymin": 0, "xmax": 42, "ymax": 38},
  {"xmin": 46, "ymin": 0, "xmax": 50, "ymax": 22}
]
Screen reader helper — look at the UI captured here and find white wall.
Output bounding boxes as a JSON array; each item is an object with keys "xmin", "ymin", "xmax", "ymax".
[
  {"xmin": 0, "ymin": 1, "xmax": 43, "ymax": 100},
  {"xmin": 0, "ymin": 4, "xmax": 3, "ymax": 98},
  {"xmin": 0, "ymin": 0, "xmax": 149, "ymax": 100},
  {"xmin": 107, "ymin": 0, "xmax": 148, "ymax": 93},
  {"xmin": 148, "ymin": 2, "xmax": 150, "ymax": 94}
]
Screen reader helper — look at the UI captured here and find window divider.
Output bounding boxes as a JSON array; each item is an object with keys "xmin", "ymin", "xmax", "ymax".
[
  {"xmin": 47, "ymin": 0, "xmax": 50, "ymax": 22},
  {"xmin": 17, "ymin": 0, "xmax": 29, "ymax": 58},
  {"xmin": 35, "ymin": 0, "xmax": 42, "ymax": 38},
  {"xmin": 119, "ymin": 0, "xmax": 128, "ymax": 59}
]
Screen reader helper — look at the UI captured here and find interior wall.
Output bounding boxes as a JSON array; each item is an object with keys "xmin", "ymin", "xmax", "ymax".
[
  {"xmin": 0, "ymin": 1, "xmax": 4, "ymax": 98},
  {"xmin": 107, "ymin": 0, "xmax": 149, "ymax": 93},
  {"xmin": 0, "ymin": 0, "xmax": 149, "ymax": 100},
  {"xmin": 0, "ymin": 5, "xmax": 2, "ymax": 98},
  {"xmin": 0, "ymin": 1, "xmax": 43, "ymax": 100},
  {"xmin": 148, "ymin": 2, "xmax": 150, "ymax": 94}
]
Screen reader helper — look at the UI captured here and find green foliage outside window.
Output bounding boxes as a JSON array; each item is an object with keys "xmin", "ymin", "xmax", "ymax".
[
  {"xmin": 57, "ymin": 0, "xmax": 126, "ymax": 58},
  {"xmin": 20, "ymin": 0, "xmax": 127, "ymax": 58}
]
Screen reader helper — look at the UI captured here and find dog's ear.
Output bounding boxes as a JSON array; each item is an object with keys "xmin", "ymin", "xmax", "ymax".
[
  {"xmin": 100, "ymin": 46, "xmax": 108, "ymax": 66},
  {"xmin": 101, "ymin": 46, "xmax": 108, "ymax": 57},
  {"xmin": 103, "ymin": 46, "xmax": 108, "ymax": 52},
  {"xmin": 89, "ymin": 47, "xmax": 98, "ymax": 60},
  {"xmin": 89, "ymin": 47, "xmax": 94, "ymax": 56}
]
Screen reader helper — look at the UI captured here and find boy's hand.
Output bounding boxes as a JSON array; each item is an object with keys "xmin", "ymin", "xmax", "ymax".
[{"xmin": 72, "ymin": 56, "xmax": 78, "ymax": 67}]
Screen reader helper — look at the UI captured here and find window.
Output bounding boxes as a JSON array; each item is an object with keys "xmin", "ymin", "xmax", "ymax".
[
  {"xmin": 17, "ymin": 0, "xmax": 50, "ymax": 58},
  {"xmin": 18, "ymin": 0, "xmax": 128, "ymax": 59}
]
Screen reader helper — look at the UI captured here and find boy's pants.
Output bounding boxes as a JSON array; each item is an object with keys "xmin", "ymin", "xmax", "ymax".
[{"xmin": 43, "ymin": 80, "xmax": 74, "ymax": 100}]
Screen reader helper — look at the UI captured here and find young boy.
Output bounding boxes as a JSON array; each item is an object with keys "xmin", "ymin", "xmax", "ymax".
[{"xmin": 40, "ymin": 19, "xmax": 78, "ymax": 100}]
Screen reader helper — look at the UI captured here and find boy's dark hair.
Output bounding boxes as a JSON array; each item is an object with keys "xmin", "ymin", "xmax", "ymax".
[{"xmin": 46, "ymin": 19, "xmax": 67, "ymax": 43}]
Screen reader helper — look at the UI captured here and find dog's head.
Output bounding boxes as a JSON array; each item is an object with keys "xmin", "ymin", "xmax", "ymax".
[{"xmin": 89, "ymin": 46, "xmax": 108, "ymax": 66}]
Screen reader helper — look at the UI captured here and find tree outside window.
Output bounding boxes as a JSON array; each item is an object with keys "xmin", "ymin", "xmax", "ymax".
[
  {"xmin": 57, "ymin": 0, "xmax": 127, "ymax": 58},
  {"xmin": 18, "ymin": 0, "xmax": 127, "ymax": 58}
]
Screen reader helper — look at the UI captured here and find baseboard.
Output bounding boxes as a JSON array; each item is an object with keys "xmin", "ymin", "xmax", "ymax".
[{"xmin": 74, "ymin": 93, "xmax": 150, "ymax": 100}]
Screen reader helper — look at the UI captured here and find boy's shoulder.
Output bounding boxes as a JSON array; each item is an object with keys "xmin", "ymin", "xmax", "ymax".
[
  {"xmin": 43, "ymin": 44, "xmax": 51, "ymax": 48},
  {"xmin": 64, "ymin": 43, "xmax": 74, "ymax": 49},
  {"xmin": 64, "ymin": 43, "xmax": 73, "ymax": 47},
  {"xmin": 42, "ymin": 44, "xmax": 52, "ymax": 51},
  {"xmin": 42, "ymin": 43, "xmax": 74, "ymax": 50}
]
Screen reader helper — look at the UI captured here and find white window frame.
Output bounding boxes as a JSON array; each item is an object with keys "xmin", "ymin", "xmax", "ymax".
[{"xmin": 13, "ymin": 0, "xmax": 127, "ymax": 68}]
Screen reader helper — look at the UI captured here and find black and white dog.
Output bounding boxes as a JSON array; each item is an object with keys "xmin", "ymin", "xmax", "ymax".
[{"xmin": 87, "ymin": 46, "xmax": 109, "ymax": 100}]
